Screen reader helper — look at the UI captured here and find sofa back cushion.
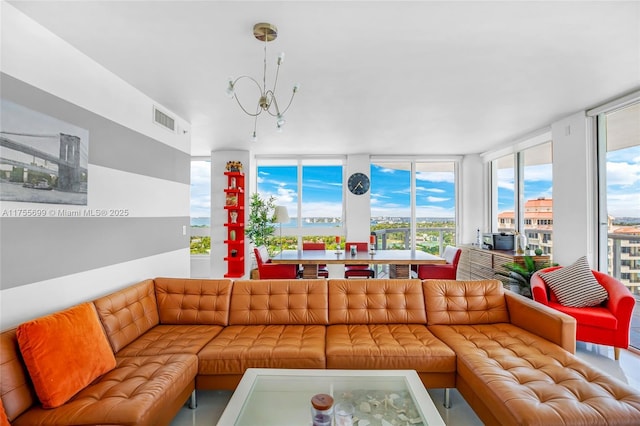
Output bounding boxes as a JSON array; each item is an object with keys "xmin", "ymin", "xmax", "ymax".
[
  {"xmin": 16, "ymin": 303, "xmax": 116, "ymax": 408},
  {"xmin": 423, "ymin": 279, "xmax": 510, "ymax": 325},
  {"xmin": 328, "ymin": 279, "xmax": 427, "ymax": 324},
  {"xmin": 229, "ymin": 279, "xmax": 329, "ymax": 325},
  {"xmin": 154, "ymin": 278, "xmax": 232, "ymax": 325},
  {"xmin": 93, "ymin": 279, "xmax": 160, "ymax": 353},
  {"xmin": 1, "ymin": 329, "xmax": 36, "ymax": 423}
]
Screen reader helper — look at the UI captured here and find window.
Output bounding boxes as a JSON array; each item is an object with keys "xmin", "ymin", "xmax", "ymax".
[
  {"xmin": 494, "ymin": 154, "xmax": 515, "ymax": 233},
  {"xmin": 370, "ymin": 160, "xmax": 457, "ymax": 254},
  {"xmin": 190, "ymin": 159, "xmax": 210, "ymax": 255},
  {"xmin": 490, "ymin": 139, "xmax": 553, "ymax": 258},
  {"xmin": 370, "ymin": 161, "xmax": 411, "ymax": 250},
  {"xmin": 597, "ymin": 100, "xmax": 640, "ymax": 296},
  {"xmin": 522, "ymin": 142, "xmax": 553, "ymax": 255},
  {"xmin": 416, "ymin": 161, "xmax": 456, "ymax": 254},
  {"xmin": 256, "ymin": 158, "xmax": 344, "ymax": 251}
]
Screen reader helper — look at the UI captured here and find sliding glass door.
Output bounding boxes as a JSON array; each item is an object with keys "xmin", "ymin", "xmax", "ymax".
[{"xmin": 597, "ymin": 101, "xmax": 640, "ymax": 349}]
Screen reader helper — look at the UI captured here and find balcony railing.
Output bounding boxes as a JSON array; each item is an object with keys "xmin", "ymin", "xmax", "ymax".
[
  {"xmin": 609, "ymin": 233, "xmax": 640, "ymax": 289},
  {"xmin": 371, "ymin": 227, "xmax": 456, "ymax": 255}
]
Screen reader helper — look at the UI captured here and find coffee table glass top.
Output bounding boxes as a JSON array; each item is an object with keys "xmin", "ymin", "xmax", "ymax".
[{"xmin": 217, "ymin": 369, "xmax": 445, "ymax": 426}]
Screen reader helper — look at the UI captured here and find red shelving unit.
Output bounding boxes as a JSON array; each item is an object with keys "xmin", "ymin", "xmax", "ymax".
[{"xmin": 223, "ymin": 171, "xmax": 245, "ymax": 278}]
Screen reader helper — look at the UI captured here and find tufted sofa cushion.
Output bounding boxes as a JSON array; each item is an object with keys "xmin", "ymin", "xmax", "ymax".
[
  {"xmin": 328, "ymin": 279, "xmax": 427, "ymax": 324},
  {"xmin": 326, "ymin": 324, "xmax": 455, "ymax": 372},
  {"xmin": 423, "ymin": 279, "xmax": 510, "ymax": 325},
  {"xmin": 96, "ymin": 279, "xmax": 227, "ymax": 357},
  {"xmin": 326, "ymin": 279, "xmax": 456, "ymax": 382},
  {"xmin": 11, "ymin": 354, "xmax": 197, "ymax": 426},
  {"xmin": 198, "ymin": 324, "xmax": 327, "ymax": 374},
  {"xmin": 114, "ymin": 324, "xmax": 224, "ymax": 357},
  {"xmin": 228, "ymin": 279, "xmax": 328, "ymax": 325},
  {"xmin": 154, "ymin": 278, "xmax": 232, "ymax": 325},
  {"xmin": 0, "ymin": 329, "xmax": 36, "ymax": 423},
  {"xmin": 197, "ymin": 279, "xmax": 328, "ymax": 379},
  {"xmin": 430, "ymin": 323, "xmax": 640, "ymax": 425},
  {"xmin": 94, "ymin": 279, "xmax": 160, "ymax": 353}
]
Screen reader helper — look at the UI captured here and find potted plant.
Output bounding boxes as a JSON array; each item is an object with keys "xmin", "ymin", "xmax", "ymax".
[
  {"xmin": 245, "ymin": 193, "xmax": 277, "ymax": 253},
  {"xmin": 495, "ymin": 255, "xmax": 555, "ymax": 298}
]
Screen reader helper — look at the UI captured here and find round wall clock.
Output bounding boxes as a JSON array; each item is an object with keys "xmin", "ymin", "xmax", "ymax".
[{"xmin": 347, "ymin": 172, "xmax": 370, "ymax": 195}]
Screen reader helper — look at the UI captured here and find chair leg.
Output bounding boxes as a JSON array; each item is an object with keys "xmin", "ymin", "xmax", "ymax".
[
  {"xmin": 189, "ymin": 389, "xmax": 197, "ymax": 409},
  {"xmin": 443, "ymin": 388, "xmax": 451, "ymax": 408},
  {"xmin": 614, "ymin": 347, "xmax": 620, "ymax": 360}
]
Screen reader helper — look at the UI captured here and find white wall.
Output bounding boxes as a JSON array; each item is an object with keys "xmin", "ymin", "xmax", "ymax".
[
  {"xmin": 0, "ymin": 4, "xmax": 191, "ymax": 328},
  {"xmin": 551, "ymin": 111, "xmax": 596, "ymax": 266},
  {"xmin": 459, "ymin": 154, "xmax": 484, "ymax": 244},
  {"xmin": 345, "ymin": 154, "xmax": 371, "ymax": 242}
]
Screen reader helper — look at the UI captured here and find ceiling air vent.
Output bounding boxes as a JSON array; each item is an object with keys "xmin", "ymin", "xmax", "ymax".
[{"xmin": 153, "ymin": 106, "xmax": 176, "ymax": 133}]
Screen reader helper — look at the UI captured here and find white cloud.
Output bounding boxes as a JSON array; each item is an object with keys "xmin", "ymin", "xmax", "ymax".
[
  {"xmin": 523, "ymin": 164, "xmax": 552, "ymax": 181},
  {"xmin": 607, "ymin": 192, "xmax": 640, "ymax": 217},
  {"xmin": 607, "ymin": 161, "xmax": 640, "ymax": 186},
  {"xmin": 416, "ymin": 172, "xmax": 454, "ymax": 183},
  {"xmin": 425, "ymin": 196, "xmax": 450, "ymax": 203}
]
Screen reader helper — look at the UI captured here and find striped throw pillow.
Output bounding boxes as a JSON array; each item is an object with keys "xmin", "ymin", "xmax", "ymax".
[{"xmin": 538, "ymin": 256, "xmax": 608, "ymax": 308}]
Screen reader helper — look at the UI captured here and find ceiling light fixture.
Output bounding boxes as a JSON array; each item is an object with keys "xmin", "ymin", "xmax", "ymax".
[{"xmin": 226, "ymin": 23, "xmax": 300, "ymax": 143}]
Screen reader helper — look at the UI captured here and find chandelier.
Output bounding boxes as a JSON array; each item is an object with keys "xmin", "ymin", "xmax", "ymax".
[{"xmin": 226, "ymin": 23, "xmax": 300, "ymax": 142}]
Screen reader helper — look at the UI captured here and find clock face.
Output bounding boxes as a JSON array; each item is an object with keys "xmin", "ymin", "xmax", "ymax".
[{"xmin": 347, "ymin": 172, "xmax": 370, "ymax": 195}]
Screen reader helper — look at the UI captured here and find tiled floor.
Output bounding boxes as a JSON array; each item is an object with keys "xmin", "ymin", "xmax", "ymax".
[{"xmin": 170, "ymin": 343, "xmax": 640, "ymax": 426}]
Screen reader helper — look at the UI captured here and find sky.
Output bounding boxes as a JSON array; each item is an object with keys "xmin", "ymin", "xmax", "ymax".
[
  {"xmin": 190, "ymin": 146, "xmax": 640, "ymax": 221},
  {"xmin": 497, "ymin": 145, "xmax": 640, "ymax": 218}
]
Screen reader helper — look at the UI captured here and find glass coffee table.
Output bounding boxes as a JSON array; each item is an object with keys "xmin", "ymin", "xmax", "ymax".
[{"xmin": 217, "ymin": 368, "xmax": 446, "ymax": 426}]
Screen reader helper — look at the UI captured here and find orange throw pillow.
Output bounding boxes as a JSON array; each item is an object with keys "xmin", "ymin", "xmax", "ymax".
[
  {"xmin": 16, "ymin": 303, "xmax": 116, "ymax": 408},
  {"xmin": 0, "ymin": 397, "xmax": 10, "ymax": 426}
]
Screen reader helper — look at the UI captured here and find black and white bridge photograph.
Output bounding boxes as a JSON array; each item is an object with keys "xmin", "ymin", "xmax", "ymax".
[{"xmin": 0, "ymin": 99, "xmax": 88, "ymax": 205}]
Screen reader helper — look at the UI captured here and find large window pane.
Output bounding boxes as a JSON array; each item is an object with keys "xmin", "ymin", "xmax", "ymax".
[
  {"xmin": 523, "ymin": 142, "xmax": 553, "ymax": 256},
  {"xmin": 371, "ymin": 162, "xmax": 411, "ymax": 249},
  {"xmin": 601, "ymin": 103, "xmax": 640, "ymax": 290},
  {"xmin": 495, "ymin": 154, "xmax": 515, "ymax": 232},
  {"xmin": 416, "ymin": 161, "xmax": 456, "ymax": 255},
  {"xmin": 301, "ymin": 160, "xmax": 343, "ymax": 228},
  {"xmin": 190, "ymin": 159, "xmax": 210, "ymax": 254},
  {"xmin": 370, "ymin": 160, "xmax": 457, "ymax": 255},
  {"xmin": 256, "ymin": 158, "xmax": 344, "ymax": 252},
  {"xmin": 256, "ymin": 161, "xmax": 298, "ymax": 252}
]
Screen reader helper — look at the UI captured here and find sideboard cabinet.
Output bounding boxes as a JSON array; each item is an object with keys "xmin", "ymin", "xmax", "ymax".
[{"xmin": 458, "ymin": 245, "xmax": 550, "ymax": 286}]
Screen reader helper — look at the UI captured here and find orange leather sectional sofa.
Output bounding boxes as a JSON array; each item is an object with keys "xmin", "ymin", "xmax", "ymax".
[{"xmin": 2, "ymin": 278, "xmax": 640, "ymax": 425}]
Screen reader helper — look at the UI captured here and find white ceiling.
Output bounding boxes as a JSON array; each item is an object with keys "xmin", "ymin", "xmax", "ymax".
[{"xmin": 7, "ymin": 1, "xmax": 640, "ymax": 157}]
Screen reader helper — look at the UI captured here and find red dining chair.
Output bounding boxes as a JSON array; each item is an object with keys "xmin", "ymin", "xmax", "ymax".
[
  {"xmin": 531, "ymin": 266, "xmax": 635, "ymax": 360},
  {"xmin": 301, "ymin": 242, "xmax": 329, "ymax": 278},
  {"xmin": 417, "ymin": 245, "xmax": 461, "ymax": 280},
  {"xmin": 344, "ymin": 242, "xmax": 375, "ymax": 278},
  {"xmin": 253, "ymin": 246, "xmax": 298, "ymax": 279}
]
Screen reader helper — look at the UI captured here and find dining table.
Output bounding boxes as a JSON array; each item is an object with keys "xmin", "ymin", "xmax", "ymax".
[{"xmin": 270, "ymin": 249, "xmax": 446, "ymax": 279}]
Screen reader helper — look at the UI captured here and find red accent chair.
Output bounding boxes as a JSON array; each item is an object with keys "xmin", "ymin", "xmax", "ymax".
[
  {"xmin": 531, "ymin": 266, "xmax": 635, "ymax": 360},
  {"xmin": 301, "ymin": 242, "xmax": 329, "ymax": 278},
  {"xmin": 253, "ymin": 246, "xmax": 298, "ymax": 279},
  {"xmin": 417, "ymin": 245, "xmax": 462, "ymax": 280},
  {"xmin": 344, "ymin": 242, "xmax": 375, "ymax": 278}
]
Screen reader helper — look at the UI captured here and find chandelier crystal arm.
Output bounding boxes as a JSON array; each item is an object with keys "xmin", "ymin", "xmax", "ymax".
[
  {"xmin": 230, "ymin": 75, "xmax": 264, "ymax": 117},
  {"xmin": 265, "ymin": 86, "xmax": 298, "ymax": 117}
]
